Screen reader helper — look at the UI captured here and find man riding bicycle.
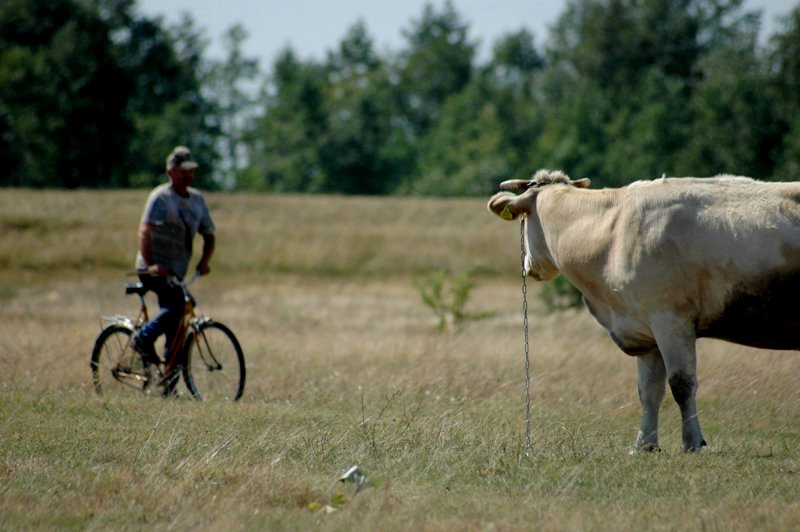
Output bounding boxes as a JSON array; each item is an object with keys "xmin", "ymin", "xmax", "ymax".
[{"xmin": 132, "ymin": 146, "xmax": 216, "ymax": 369}]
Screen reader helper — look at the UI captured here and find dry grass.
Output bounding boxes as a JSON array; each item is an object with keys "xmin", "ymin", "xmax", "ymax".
[{"xmin": 1, "ymin": 189, "xmax": 798, "ymax": 530}]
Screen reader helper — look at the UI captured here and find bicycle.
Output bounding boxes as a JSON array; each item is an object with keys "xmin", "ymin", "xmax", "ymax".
[{"xmin": 91, "ymin": 272, "xmax": 246, "ymax": 401}]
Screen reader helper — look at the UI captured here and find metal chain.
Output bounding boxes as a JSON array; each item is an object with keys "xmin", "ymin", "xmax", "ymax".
[{"xmin": 520, "ymin": 218, "xmax": 532, "ymax": 455}]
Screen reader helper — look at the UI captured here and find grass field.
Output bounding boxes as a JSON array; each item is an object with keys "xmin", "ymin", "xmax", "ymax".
[{"xmin": 1, "ymin": 189, "xmax": 798, "ymax": 530}]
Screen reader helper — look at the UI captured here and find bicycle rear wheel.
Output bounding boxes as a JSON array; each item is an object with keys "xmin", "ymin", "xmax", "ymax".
[
  {"xmin": 183, "ymin": 320, "xmax": 246, "ymax": 401},
  {"xmin": 91, "ymin": 324, "xmax": 148, "ymax": 397}
]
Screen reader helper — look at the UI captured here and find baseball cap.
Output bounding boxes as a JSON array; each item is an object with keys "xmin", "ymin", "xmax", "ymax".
[{"xmin": 166, "ymin": 146, "xmax": 199, "ymax": 171}]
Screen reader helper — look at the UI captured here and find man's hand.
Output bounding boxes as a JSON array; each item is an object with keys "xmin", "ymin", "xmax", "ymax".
[
  {"xmin": 197, "ymin": 233, "xmax": 215, "ymax": 276},
  {"xmin": 196, "ymin": 261, "xmax": 211, "ymax": 276},
  {"xmin": 146, "ymin": 264, "xmax": 169, "ymax": 277}
]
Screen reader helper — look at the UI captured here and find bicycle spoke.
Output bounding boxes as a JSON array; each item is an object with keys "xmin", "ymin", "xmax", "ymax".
[
  {"xmin": 183, "ymin": 321, "xmax": 245, "ymax": 401},
  {"xmin": 91, "ymin": 325, "xmax": 150, "ymax": 397}
]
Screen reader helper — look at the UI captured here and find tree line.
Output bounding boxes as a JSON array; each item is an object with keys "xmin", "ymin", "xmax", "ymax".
[{"xmin": 2, "ymin": 0, "xmax": 799, "ymax": 193}]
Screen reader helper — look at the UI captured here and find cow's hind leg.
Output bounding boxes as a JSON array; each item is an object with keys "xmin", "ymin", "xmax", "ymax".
[
  {"xmin": 634, "ymin": 351, "xmax": 666, "ymax": 452},
  {"xmin": 650, "ymin": 312, "xmax": 707, "ymax": 451}
]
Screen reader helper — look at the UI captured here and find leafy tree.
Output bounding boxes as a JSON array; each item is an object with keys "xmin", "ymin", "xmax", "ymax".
[
  {"xmin": 0, "ymin": 0, "xmax": 218, "ymax": 188},
  {"xmin": 203, "ymin": 24, "xmax": 260, "ymax": 189},
  {"xmin": 397, "ymin": 1, "xmax": 477, "ymax": 136},
  {"xmin": 533, "ymin": 71, "xmax": 611, "ymax": 182},
  {"xmin": 316, "ymin": 22, "xmax": 400, "ymax": 194},
  {"xmin": 485, "ymin": 30, "xmax": 546, "ymax": 178},
  {"xmin": 767, "ymin": 5, "xmax": 800, "ymax": 178},
  {"xmin": 246, "ymin": 22, "xmax": 413, "ymax": 194},
  {"xmin": 489, "ymin": 29, "xmax": 544, "ymax": 93},
  {"xmin": 118, "ymin": 12, "xmax": 219, "ymax": 189},
  {"xmin": 0, "ymin": 0, "xmax": 130, "ymax": 187},
  {"xmin": 601, "ymin": 71, "xmax": 691, "ymax": 182},
  {"xmin": 3, "ymin": 0, "xmax": 797, "ymax": 194},
  {"xmin": 548, "ymin": 0, "xmax": 754, "ymax": 100},
  {"xmin": 246, "ymin": 48, "xmax": 328, "ymax": 191},
  {"xmin": 413, "ymin": 29, "xmax": 546, "ymax": 196},
  {"xmin": 538, "ymin": 0, "xmax": 764, "ymax": 186},
  {"xmin": 415, "ymin": 79, "xmax": 510, "ymax": 196},
  {"xmin": 677, "ymin": 35, "xmax": 778, "ymax": 178}
]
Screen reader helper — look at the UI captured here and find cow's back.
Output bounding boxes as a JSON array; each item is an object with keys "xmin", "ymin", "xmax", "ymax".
[{"xmin": 625, "ymin": 178, "xmax": 800, "ymax": 350}]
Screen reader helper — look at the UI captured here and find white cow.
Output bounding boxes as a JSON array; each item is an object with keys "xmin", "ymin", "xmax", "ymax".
[{"xmin": 488, "ymin": 170, "xmax": 800, "ymax": 451}]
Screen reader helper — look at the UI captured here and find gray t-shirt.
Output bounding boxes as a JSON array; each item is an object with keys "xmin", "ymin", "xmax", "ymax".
[{"xmin": 135, "ymin": 183, "xmax": 215, "ymax": 278}]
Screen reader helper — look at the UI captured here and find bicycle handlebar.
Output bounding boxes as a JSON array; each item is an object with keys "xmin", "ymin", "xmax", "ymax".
[
  {"xmin": 167, "ymin": 271, "xmax": 201, "ymax": 287},
  {"xmin": 131, "ymin": 270, "xmax": 203, "ymax": 287}
]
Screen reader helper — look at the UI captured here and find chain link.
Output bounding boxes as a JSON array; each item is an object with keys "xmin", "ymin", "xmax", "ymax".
[{"xmin": 520, "ymin": 218, "xmax": 532, "ymax": 455}]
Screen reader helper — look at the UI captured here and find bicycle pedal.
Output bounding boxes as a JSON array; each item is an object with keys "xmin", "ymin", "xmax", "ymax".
[
  {"xmin": 142, "ymin": 365, "xmax": 163, "ymax": 391},
  {"xmin": 160, "ymin": 371, "xmax": 180, "ymax": 398}
]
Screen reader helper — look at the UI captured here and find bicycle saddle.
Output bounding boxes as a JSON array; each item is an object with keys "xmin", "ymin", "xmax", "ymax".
[{"xmin": 125, "ymin": 283, "xmax": 147, "ymax": 296}]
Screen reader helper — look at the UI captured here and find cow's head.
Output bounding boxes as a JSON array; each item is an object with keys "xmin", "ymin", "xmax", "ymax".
[{"xmin": 487, "ymin": 169, "xmax": 590, "ymax": 280}]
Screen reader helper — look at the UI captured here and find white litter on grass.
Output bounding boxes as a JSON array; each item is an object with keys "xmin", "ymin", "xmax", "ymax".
[{"xmin": 340, "ymin": 464, "xmax": 367, "ymax": 493}]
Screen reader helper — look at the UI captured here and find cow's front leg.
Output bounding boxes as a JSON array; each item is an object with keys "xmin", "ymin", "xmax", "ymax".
[
  {"xmin": 668, "ymin": 369, "xmax": 706, "ymax": 451},
  {"xmin": 650, "ymin": 312, "xmax": 706, "ymax": 451},
  {"xmin": 634, "ymin": 350, "xmax": 666, "ymax": 452}
]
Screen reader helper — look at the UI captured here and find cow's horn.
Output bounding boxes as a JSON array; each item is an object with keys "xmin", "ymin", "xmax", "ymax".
[{"xmin": 499, "ymin": 179, "xmax": 532, "ymax": 191}]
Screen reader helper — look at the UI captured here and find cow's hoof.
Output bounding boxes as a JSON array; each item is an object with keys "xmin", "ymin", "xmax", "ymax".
[
  {"xmin": 683, "ymin": 439, "xmax": 707, "ymax": 452},
  {"xmin": 630, "ymin": 442, "xmax": 661, "ymax": 454},
  {"xmin": 633, "ymin": 430, "xmax": 660, "ymax": 453}
]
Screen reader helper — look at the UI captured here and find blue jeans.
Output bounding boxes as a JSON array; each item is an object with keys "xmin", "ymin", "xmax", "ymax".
[{"xmin": 136, "ymin": 275, "xmax": 185, "ymax": 359}]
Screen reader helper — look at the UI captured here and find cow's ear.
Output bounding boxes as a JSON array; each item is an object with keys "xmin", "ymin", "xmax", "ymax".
[
  {"xmin": 487, "ymin": 192, "xmax": 529, "ymax": 221},
  {"xmin": 572, "ymin": 178, "xmax": 591, "ymax": 188}
]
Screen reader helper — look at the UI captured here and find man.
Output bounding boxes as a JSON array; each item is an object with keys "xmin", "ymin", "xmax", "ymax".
[{"xmin": 132, "ymin": 146, "xmax": 216, "ymax": 373}]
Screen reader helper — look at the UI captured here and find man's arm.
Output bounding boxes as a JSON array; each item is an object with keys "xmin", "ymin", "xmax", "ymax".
[
  {"xmin": 138, "ymin": 222, "xmax": 168, "ymax": 276},
  {"xmin": 196, "ymin": 233, "xmax": 215, "ymax": 275}
]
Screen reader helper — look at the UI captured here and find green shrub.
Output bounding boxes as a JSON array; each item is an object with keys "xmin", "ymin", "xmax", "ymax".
[
  {"xmin": 539, "ymin": 275, "xmax": 584, "ymax": 311},
  {"xmin": 415, "ymin": 266, "xmax": 491, "ymax": 331}
]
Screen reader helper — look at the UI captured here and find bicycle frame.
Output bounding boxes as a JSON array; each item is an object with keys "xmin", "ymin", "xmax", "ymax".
[
  {"xmin": 157, "ymin": 274, "xmax": 204, "ymax": 381},
  {"xmin": 105, "ymin": 274, "xmax": 204, "ymax": 385},
  {"xmin": 163, "ymin": 281, "xmax": 216, "ymax": 377}
]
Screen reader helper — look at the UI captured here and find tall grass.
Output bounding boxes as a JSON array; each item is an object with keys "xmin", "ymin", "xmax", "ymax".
[{"xmin": 1, "ymin": 189, "xmax": 798, "ymax": 530}]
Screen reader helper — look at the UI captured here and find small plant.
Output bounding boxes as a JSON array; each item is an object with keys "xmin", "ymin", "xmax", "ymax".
[
  {"xmin": 359, "ymin": 390, "xmax": 401, "ymax": 456},
  {"xmin": 539, "ymin": 275, "xmax": 584, "ymax": 311},
  {"xmin": 416, "ymin": 265, "xmax": 490, "ymax": 331}
]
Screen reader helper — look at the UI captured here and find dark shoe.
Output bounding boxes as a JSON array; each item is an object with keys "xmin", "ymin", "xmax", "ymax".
[
  {"xmin": 132, "ymin": 336, "xmax": 161, "ymax": 366},
  {"xmin": 144, "ymin": 364, "xmax": 165, "ymax": 395},
  {"xmin": 162, "ymin": 369, "xmax": 180, "ymax": 398}
]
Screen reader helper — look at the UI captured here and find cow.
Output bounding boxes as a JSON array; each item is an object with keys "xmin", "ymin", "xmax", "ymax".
[{"xmin": 488, "ymin": 169, "xmax": 800, "ymax": 452}]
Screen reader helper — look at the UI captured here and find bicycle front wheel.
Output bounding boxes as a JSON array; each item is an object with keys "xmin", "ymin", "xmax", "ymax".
[
  {"xmin": 91, "ymin": 324, "xmax": 147, "ymax": 397},
  {"xmin": 183, "ymin": 320, "xmax": 246, "ymax": 401}
]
